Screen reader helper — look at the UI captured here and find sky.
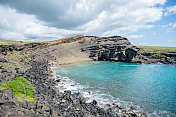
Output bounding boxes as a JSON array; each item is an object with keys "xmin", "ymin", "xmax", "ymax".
[{"xmin": 0, "ymin": 0, "xmax": 175, "ymax": 46}]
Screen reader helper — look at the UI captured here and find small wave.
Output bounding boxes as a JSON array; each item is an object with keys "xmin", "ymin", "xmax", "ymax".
[
  {"xmin": 56, "ymin": 77, "xmax": 84, "ymax": 91},
  {"xmin": 53, "ymin": 65, "xmax": 176, "ymax": 117},
  {"xmin": 55, "ymin": 74, "xmax": 144, "ymax": 114},
  {"xmin": 150, "ymin": 110, "xmax": 175, "ymax": 117},
  {"xmin": 120, "ymin": 65, "xmax": 139, "ymax": 67},
  {"xmin": 54, "ymin": 72, "xmax": 176, "ymax": 117}
]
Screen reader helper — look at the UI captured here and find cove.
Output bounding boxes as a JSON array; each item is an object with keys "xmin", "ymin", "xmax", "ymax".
[{"xmin": 57, "ymin": 61, "xmax": 176, "ymax": 117}]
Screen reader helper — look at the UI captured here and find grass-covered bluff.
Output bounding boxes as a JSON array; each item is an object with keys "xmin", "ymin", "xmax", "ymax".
[
  {"xmin": 0, "ymin": 77, "xmax": 36, "ymax": 102},
  {"xmin": 138, "ymin": 46, "xmax": 176, "ymax": 57}
]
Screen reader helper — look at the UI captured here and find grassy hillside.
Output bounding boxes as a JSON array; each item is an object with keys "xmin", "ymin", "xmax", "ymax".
[
  {"xmin": 0, "ymin": 40, "xmax": 30, "ymax": 45},
  {"xmin": 137, "ymin": 46, "xmax": 176, "ymax": 54}
]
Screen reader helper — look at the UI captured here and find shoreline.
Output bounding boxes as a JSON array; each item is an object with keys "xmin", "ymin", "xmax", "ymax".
[
  {"xmin": 51, "ymin": 60, "xmax": 176, "ymax": 70},
  {"xmin": 51, "ymin": 61, "xmax": 176, "ymax": 117},
  {"xmin": 51, "ymin": 60, "xmax": 94, "ymax": 68},
  {"xmin": 51, "ymin": 62, "xmax": 148, "ymax": 117}
]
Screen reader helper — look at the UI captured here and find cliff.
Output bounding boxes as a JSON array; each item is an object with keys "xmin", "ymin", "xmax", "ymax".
[
  {"xmin": 80, "ymin": 36, "xmax": 148, "ymax": 63},
  {"xmin": 1, "ymin": 36, "xmax": 175, "ymax": 65},
  {"xmin": 26, "ymin": 36, "xmax": 149, "ymax": 66},
  {"xmin": 138, "ymin": 46, "xmax": 176, "ymax": 64}
]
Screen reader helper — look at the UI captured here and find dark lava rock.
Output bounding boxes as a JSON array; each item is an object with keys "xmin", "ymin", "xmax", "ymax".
[
  {"xmin": 0, "ymin": 60, "xmax": 143, "ymax": 117},
  {"xmin": 1, "ymin": 69, "xmax": 7, "ymax": 73},
  {"xmin": 55, "ymin": 79, "xmax": 61, "ymax": 82},
  {"xmin": 0, "ymin": 57, "xmax": 7, "ymax": 62},
  {"xmin": 16, "ymin": 69, "xmax": 25, "ymax": 74},
  {"xmin": 92, "ymin": 99, "xmax": 97, "ymax": 106},
  {"xmin": 81, "ymin": 36, "xmax": 149, "ymax": 64}
]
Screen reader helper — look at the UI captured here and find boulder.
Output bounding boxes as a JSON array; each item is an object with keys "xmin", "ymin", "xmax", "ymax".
[
  {"xmin": 1, "ymin": 69, "xmax": 7, "ymax": 73},
  {"xmin": 16, "ymin": 69, "xmax": 25, "ymax": 74},
  {"xmin": 55, "ymin": 79, "xmax": 60, "ymax": 82},
  {"xmin": 0, "ymin": 57, "xmax": 7, "ymax": 62}
]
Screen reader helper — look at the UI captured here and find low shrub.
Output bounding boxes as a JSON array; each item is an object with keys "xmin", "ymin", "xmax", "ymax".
[
  {"xmin": 13, "ymin": 51, "xmax": 31, "ymax": 63},
  {"xmin": 0, "ymin": 77, "xmax": 36, "ymax": 102},
  {"xmin": 152, "ymin": 53, "xmax": 166, "ymax": 58}
]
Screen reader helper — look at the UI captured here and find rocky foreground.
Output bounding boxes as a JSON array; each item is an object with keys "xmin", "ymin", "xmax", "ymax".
[
  {"xmin": 1, "ymin": 60, "xmax": 149, "ymax": 117},
  {"xmin": 0, "ymin": 36, "xmax": 176, "ymax": 117}
]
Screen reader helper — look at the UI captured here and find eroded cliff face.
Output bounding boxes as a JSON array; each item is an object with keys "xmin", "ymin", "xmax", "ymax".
[
  {"xmin": 80, "ymin": 36, "xmax": 149, "ymax": 63},
  {"xmin": 25, "ymin": 35, "xmax": 149, "ymax": 65}
]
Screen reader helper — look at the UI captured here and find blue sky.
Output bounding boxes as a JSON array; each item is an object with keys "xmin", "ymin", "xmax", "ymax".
[
  {"xmin": 129, "ymin": 0, "xmax": 176, "ymax": 47},
  {"xmin": 0, "ymin": 0, "xmax": 175, "ymax": 46}
]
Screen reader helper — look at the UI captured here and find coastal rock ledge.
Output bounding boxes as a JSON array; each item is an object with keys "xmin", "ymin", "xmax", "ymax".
[{"xmin": 80, "ymin": 36, "xmax": 148, "ymax": 63}]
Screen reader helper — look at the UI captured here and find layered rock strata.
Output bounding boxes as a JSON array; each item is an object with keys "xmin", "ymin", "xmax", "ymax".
[{"xmin": 81, "ymin": 36, "xmax": 148, "ymax": 63}]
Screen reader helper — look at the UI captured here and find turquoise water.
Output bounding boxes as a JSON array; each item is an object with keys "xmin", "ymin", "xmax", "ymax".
[{"xmin": 57, "ymin": 62, "xmax": 176, "ymax": 116}]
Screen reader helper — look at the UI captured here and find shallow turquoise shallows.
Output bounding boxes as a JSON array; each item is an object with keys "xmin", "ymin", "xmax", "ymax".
[{"xmin": 57, "ymin": 62, "xmax": 176, "ymax": 117}]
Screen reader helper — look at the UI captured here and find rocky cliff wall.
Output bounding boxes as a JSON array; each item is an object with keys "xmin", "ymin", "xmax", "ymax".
[
  {"xmin": 26, "ymin": 35, "xmax": 149, "ymax": 65},
  {"xmin": 140, "ymin": 52, "xmax": 176, "ymax": 64},
  {"xmin": 0, "ymin": 43, "xmax": 45, "ymax": 55},
  {"xmin": 80, "ymin": 36, "xmax": 148, "ymax": 63}
]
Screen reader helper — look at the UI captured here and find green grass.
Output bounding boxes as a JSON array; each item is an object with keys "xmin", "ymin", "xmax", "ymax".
[
  {"xmin": 0, "ymin": 86, "xmax": 7, "ymax": 90},
  {"xmin": 0, "ymin": 40, "xmax": 30, "ymax": 45},
  {"xmin": 17, "ymin": 94, "xmax": 37, "ymax": 102},
  {"xmin": 0, "ymin": 63, "xmax": 9, "ymax": 69},
  {"xmin": 0, "ymin": 40, "xmax": 19, "ymax": 42},
  {"xmin": 0, "ymin": 77, "xmax": 36, "ymax": 102},
  {"xmin": 137, "ymin": 46, "xmax": 176, "ymax": 54},
  {"xmin": 13, "ymin": 51, "xmax": 31, "ymax": 63},
  {"xmin": 23, "ymin": 53, "xmax": 32, "ymax": 60},
  {"xmin": 151, "ymin": 53, "xmax": 167, "ymax": 58}
]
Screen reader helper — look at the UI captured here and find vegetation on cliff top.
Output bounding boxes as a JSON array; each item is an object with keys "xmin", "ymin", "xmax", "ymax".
[
  {"xmin": 138, "ymin": 46, "xmax": 176, "ymax": 54},
  {"xmin": 0, "ymin": 77, "xmax": 36, "ymax": 102},
  {"xmin": 0, "ymin": 40, "xmax": 31, "ymax": 45}
]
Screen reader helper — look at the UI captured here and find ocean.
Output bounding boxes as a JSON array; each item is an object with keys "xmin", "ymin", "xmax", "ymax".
[{"xmin": 55, "ymin": 61, "xmax": 176, "ymax": 117}]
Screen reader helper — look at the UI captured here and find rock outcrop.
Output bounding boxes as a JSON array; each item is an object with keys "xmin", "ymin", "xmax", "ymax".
[
  {"xmin": 28, "ymin": 35, "xmax": 149, "ymax": 65},
  {"xmin": 81, "ymin": 36, "xmax": 148, "ymax": 63},
  {"xmin": 0, "ymin": 43, "xmax": 45, "ymax": 55},
  {"xmin": 140, "ymin": 52, "xmax": 176, "ymax": 64}
]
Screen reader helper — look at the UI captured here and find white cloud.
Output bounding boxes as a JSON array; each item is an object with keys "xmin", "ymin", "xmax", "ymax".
[
  {"xmin": 138, "ymin": 43, "xmax": 148, "ymax": 46},
  {"xmin": 161, "ymin": 22, "xmax": 176, "ymax": 33},
  {"xmin": 167, "ymin": 40, "xmax": 176, "ymax": 42},
  {"xmin": 162, "ymin": 22, "xmax": 176, "ymax": 28},
  {"xmin": 128, "ymin": 35, "xmax": 144, "ymax": 39},
  {"xmin": 76, "ymin": 1, "xmax": 163, "ymax": 36},
  {"xmin": 0, "ymin": 5, "xmax": 83, "ymax": 41},
  {"xmin": 164, "ymin": 5, "xmax": 176, "ymax": 16},
  {"xmin": 173, "ymin": 22, "xmax": 176, "ymax": 28},
  {"xmin": 0, "ymin": 0, "xmax": 167, "ymax": 41}
]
